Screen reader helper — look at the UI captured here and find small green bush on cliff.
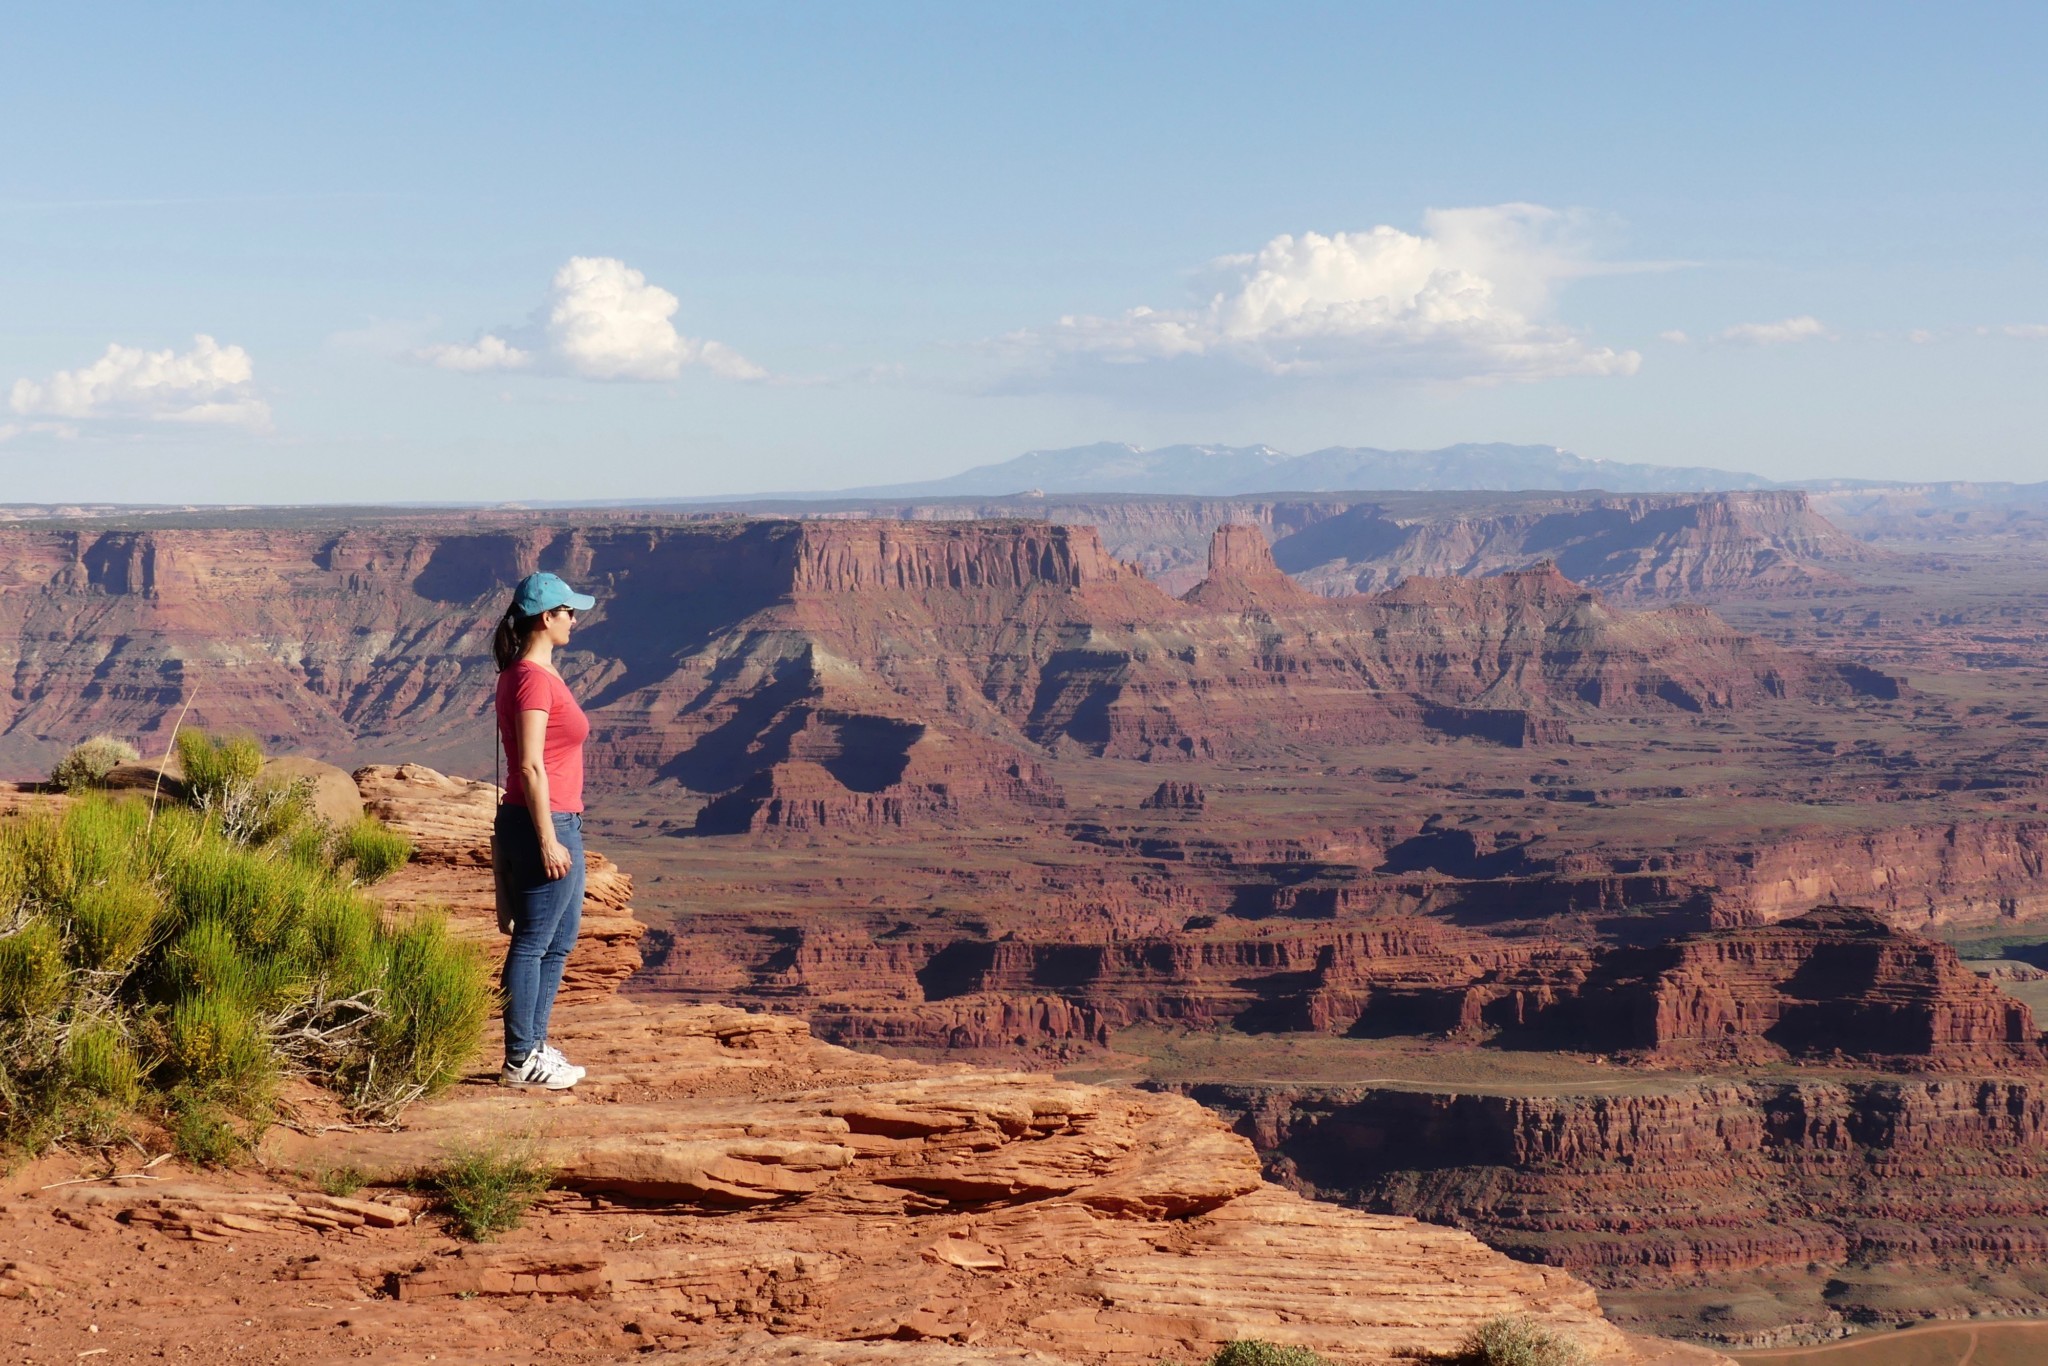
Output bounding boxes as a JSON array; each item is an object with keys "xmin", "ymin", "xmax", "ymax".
[
  {"xmin": 175, "ymin": 730, "xmax": 316, "ymax": 846},
  {"xmin": 49, "ymin": 735, "xmax": 140, "ymax": 793},
  {"xmin": 1206, "ymin": 1344, "xmax": 1331, "ymax": 1366},
  {"xmin": 1445, "ymin": 1317, "xmax": 1587, "ymax": 1366},
  {"xmin": 336, "ymin": 816, "xmax": 414, "ymax": 883},
  {"xmin": 175, "ymin": 729, "xmax": 264, "ymax": 808},
  {"xmin": 0, "ymin": 733, "xmax": 492, "ymax": 1156},
  {"xmin": 430, "ymin": 1139, "xmax": 555, "ymax": 1241}
]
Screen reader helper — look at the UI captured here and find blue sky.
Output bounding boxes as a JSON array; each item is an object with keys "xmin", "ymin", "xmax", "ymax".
[{"xmin": 2, "ymin": 2, "xmax": 2044, "ymax": 502}]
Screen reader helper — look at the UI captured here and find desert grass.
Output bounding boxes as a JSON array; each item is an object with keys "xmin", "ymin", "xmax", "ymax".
[
  {"xmin": 429, "ymin": 1140, "xmax": 555, "ymax": 1241},
  {"xmin": 335, "ymin": 816, "xmax": 414, "ymax": 883},
  {"xmin": 314, "ymin": 1164, "xmax": 368, "ymax": 1197}
]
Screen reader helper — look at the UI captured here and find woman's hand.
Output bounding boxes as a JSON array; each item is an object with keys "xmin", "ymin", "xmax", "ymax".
[{"xmin": 541, "ymin": 836, "xmax": 573, "ymax": 881}]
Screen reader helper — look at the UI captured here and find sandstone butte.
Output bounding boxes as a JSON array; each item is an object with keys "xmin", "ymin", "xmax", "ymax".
[
  {"xmin": 0, "ymin": 764, "xmax": 1727, "ymax": 1366},
  {"xmin": 734, "ymin": 489, "xmax": 1883, "ymax": 601}
]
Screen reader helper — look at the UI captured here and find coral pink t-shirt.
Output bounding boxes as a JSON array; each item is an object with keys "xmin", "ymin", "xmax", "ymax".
[{"xmin": 496, "ymin": 662, "xmax": 590, "ymax": 813}]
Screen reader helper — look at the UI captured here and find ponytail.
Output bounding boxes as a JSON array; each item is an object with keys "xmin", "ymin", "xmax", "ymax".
[{"xmin": 493, "ymin": 605, "xmax": 546, "ymax": 672}]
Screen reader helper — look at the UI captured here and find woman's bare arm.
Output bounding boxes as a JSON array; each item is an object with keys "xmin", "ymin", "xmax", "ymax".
[{"xmin": 517, "ymin": 707, "xmax": 572, "ymax": 879}]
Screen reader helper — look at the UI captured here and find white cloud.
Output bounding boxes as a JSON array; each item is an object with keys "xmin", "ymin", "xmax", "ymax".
[
  {"xmin": 8, "ymin": 335, "xmax": 270, "ymax": 429},
  {"xmin": 0, "ymin": 421, "xmax": 79, "ymax": 445},
  {"xmin": 1005, "ymin": 205, "xmax": 1643, "ymax": 385},
  {"xmin": 2004, "ymin": 324, "xmax": 2048, "ymax": 339},
  {"xmin": 421, "ymin": 334, "xmax": 533, "ymax": 372},
  {"xmin": 547, "ymin": 256, "xmax": 686, "ymax": 380},
  {"xmin": 1657, "ymin": 330, "xmax": 1691, "ymax": 344},
  {"xmin": 1713, "ymin": 315, "xmax": 1831, "ymax": 346},
  {"xmin": 421, "ymin": 256, "xmax": 765, "ymax": 382},
  {"xmin": 1908, "ymin": 329, "xmax": 1936, "ymax": 344},
  {"xmin": 692, "ymin": 339, "xmax": 770, "ymax": 382}
]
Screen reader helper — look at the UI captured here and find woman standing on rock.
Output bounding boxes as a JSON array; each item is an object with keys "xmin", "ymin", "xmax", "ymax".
[{"xmin": 492, "ymin": 570, "xmax": 597, "ymax": 1090}]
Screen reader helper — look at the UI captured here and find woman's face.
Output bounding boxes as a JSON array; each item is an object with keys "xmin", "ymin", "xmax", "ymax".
[{"xmin": 544, "ymin": 605, "xmax": 577, "ymax": 646}]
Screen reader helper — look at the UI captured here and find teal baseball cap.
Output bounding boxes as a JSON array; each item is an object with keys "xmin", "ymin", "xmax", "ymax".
[{"xmin": 512, "ymin": 571, "xmax": 596, "ymax": 617}]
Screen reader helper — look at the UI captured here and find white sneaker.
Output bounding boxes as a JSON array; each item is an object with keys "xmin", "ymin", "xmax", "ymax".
[
  {"xmin": 537, "ymin": 1042, "xmax": 586, "ymax": 1084},
  {"xmin": 500, "ymin": 1049, "xmax": 579, "ymax": 1089}
]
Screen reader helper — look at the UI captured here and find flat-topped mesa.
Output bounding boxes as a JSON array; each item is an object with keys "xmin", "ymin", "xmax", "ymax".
[
  {"xmin": 1181, "ymin": 524, "xmax": 1312, "ymax": 611},
  {"xmin": 1197, "ymin": 487, "xmax": 1880, "ymax": 601},
  {"xmin": 1377, "ymin": 559, "xmax": 1594, "ymax": 614},
  {"xmin": 1583, "ymin": 489, "xmax": 1878, "ymax": 599},
  {"xmin": 1572, "ymin": 906, "xmax": 2045, "ymax": 1068},
  {"xmin": 787, "ymin": 518, "xmax": 1157, "ymax": 596}
]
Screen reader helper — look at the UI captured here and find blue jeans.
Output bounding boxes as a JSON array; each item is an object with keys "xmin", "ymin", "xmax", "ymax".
[{"xmin": 497, "ymin": 808, "xmax": 584, "ymax": 1066}]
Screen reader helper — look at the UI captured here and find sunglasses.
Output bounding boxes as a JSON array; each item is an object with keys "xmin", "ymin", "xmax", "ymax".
[{"xmin": 550, "ymin": 606, "xmax": 578, "ymax": 621}]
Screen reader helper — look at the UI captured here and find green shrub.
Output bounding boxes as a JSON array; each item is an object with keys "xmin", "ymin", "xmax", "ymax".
[
  {"xmin": 1448, "ymin": 1317, "xmax": 1588, "ymax": 1366},
  {"xmin": 175, "ymin": 730, "xmax": 264, "ymax": 808},
  {"xmin": 238, "ymin": 776, "xmax": 318, "ymax": 847},
  {"xmin": 175, "ymin": 731, "xmax": 313, "ymax": 845},
  {"xmin": 162, "ymin": 834, "xmax": 302, "ymax": 951},
  {"xmin": 336, "ymin": 817, "xmax": 413, "ymax": 882},
  {"xmin": 431, "ymin": 1141, "xmax": 555, "ymax": 1241},
  {"xmin": 65, "ymin": 1024, "xmax": 141, "ymax": 1106},
  {"xmin": 0, "ymin": 1086, "xmax": 62, "ymax": 1159},
  {"xmin": 51, "ymin": 796, "xmax": 152, "ymax": 893},
  {"xmin": 0, "ymin": 920, "xmax": 69, "ymax": 1018},
  {"xmin": 170, "ymin": 1092, "xmax": 249, "ymax": 1167},
  {"xmin": 313, "ymin": 1164, "xmax": 367, "ymax": 1197},
  {"xmin": 167, "ymin": 992, "xmax": 274, "ymax": 1100},
  {"xmin": 62, "ymin": 876, "xmax": 163, "ymax": 972},
  {"xmin": 61, "ymin": 1095, "xmax": 133, "ymax": 1148},
  {"xmin": 0, "ymin": 776, "xmax": 490, "ymax": 1159},
  {"xmin": 1207, "ymin": 1343, "xmax": 1332, "ymax": 1366},
  {"xmin": 50, "ymin": 735, "xmax": 140, "ymax": 793},
  {"xmin": 299, "ymin": 888, "xmax": 381, "ymax": 991},
  {"xmin": 279, "ymin": 820, "xmax": 333, "ymax": 872},
  {"xmin": 360, "ymin": 915, "xmax": 492, "ymax": 1106},
  {"xmin": 0, "ymin": 827, "xmax": 26, "ymax": 916}
]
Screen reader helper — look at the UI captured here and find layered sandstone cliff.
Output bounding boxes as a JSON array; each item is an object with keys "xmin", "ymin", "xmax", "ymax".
[
  {"xmin": 647, "ymin": 894, "xmax": 2047, "ymax": 1067},
  {"xmin": 0, "ymin": 517, "xmax": 1893, "ymax": 825},
  {"xmin": 1561, "ymin": 907, "xmax": 2044, "ymax": 1067},
  {"xmin": 1184, "ymin": 1074, "xmax": 2048, "ymax": 1341}
]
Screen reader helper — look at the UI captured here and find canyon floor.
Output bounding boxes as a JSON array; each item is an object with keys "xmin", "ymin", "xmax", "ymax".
[{"xmin": 1733, "ymin": 1320, "xmax": 2048, "ymax": 1364}]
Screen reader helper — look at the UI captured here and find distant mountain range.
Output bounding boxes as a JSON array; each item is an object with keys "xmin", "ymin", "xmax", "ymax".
[{"xmin": 835, "ymin": 442, "xmax": 1782, "ymax": 498}]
